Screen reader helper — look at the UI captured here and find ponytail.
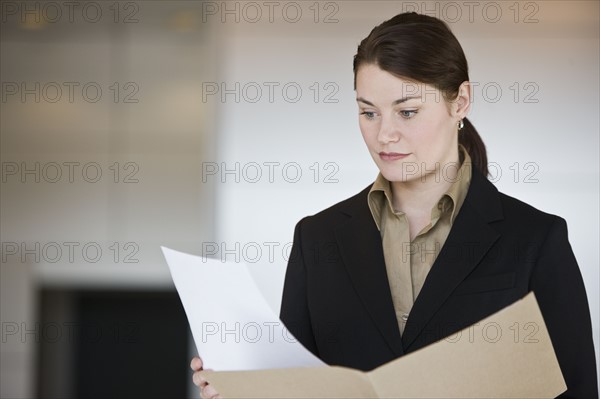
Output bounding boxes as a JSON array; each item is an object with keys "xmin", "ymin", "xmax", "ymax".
[{"xmin": 459, "ymin": 117, "xmax": 488, "ymax": 177}]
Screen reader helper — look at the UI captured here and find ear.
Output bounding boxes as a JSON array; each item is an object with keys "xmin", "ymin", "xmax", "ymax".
[{"xmin": 453, "ymin": 81, "xmax": 472, "ymax": 119}]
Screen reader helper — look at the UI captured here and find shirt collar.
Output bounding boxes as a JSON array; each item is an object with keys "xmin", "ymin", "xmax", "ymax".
[{"xmin": 444, "ymin": 145, "xmax": 472, "ymax": 223}]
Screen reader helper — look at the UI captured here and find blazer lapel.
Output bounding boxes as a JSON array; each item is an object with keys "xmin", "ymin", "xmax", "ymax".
[
  {"xmin": 334, "ymin": 187, "xmax": 405, "ymax": 357},
  {"xmin": 401, "ymin": 170, "xmax": 504, "ymax": 351}
]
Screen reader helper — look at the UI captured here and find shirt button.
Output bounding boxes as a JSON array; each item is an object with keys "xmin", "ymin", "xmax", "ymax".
[{"xmin": 401, "ymin": 313, "xmax": 409, "ymax": 322}]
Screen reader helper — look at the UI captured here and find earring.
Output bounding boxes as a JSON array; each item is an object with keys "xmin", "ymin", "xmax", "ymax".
[{"xmin": 457, "ymin": 119, "xmax": 464, "ymax": 130}]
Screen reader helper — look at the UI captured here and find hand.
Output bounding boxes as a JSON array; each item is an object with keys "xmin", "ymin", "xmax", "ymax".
[{"xmin": 190, "ymin": 356, "xmax": 222, "ymax": 399}]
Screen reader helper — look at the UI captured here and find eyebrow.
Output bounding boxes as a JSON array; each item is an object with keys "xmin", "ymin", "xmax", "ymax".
[{"xmin": 356, "ymin": 96, "xmax": 420, "ymax": 106}]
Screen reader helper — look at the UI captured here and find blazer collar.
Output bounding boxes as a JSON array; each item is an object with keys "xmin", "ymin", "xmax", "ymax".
[
  {"xmin": 334, "ymin": 168, "xmax": 503, "ymax": 354},
  {"xmin": 334, "ymin": 187, "xmax": 405, "ymax": 356}
]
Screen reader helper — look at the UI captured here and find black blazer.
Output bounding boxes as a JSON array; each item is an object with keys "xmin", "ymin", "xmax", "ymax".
[{"xmin": 280, "ymin": 168, "xmax": 598, "ymax": 398}]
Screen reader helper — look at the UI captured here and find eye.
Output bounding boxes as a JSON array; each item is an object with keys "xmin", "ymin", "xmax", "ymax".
[
  {"xmin": 360, "ymin": 111, "xmax": 377, "ymax": 120},
  {"xmin": 399, "ymin": 110, "xmax": 417, "ymax": 118}
]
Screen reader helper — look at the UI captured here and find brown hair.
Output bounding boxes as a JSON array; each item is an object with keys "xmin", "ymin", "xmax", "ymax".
[{"xmin": 353, "ymin": 12, "xmax": 488, "ymax": 176}]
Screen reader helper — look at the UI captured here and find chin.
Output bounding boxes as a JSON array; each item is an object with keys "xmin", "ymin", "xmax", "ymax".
[
  {"xmin": 379, "ymin": 165, "xmax": 421, "ymax": 183},
  {"xmin": 379, "ymin": 168, "xmax": 419, "ymax": 182}
]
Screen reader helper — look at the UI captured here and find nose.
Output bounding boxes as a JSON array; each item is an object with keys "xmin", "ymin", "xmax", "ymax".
[{"xmin": 377, "ymin": 114, "xmax": 401, "ymax": 144}]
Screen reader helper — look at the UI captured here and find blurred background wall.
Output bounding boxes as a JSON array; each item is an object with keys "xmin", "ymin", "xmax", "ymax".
[{"xmin": 1, "ymin": 1, "xmax": 598, "ymax": 397}]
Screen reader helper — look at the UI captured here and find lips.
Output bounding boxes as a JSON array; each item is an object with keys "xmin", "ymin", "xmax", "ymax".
[{"xmin": 379, "ymin": 152, "xmax": 410, "ymax": 161}]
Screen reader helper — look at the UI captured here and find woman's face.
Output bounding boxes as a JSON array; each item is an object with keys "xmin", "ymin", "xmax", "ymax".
[{"xmin": 355, "ymin": 64, "xmax": 470, "ymax": 183}]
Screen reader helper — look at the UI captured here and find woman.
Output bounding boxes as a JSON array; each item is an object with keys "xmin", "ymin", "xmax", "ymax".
[{"xmin": 192, "ymin": 12, "xmax": 598, "ymax": 398}]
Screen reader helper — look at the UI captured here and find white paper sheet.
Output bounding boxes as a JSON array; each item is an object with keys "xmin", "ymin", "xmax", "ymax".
[{"xmin": 161, "ymin": 246, "xmax": 326, "ymax": 371}]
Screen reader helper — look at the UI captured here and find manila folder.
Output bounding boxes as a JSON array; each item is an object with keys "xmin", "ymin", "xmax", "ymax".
[{"xmin": 204, "ymin": 292, "xmax": 567, "ymax": 398}]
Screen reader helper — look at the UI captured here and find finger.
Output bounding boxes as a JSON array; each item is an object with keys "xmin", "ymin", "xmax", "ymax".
[
  {"xmin": 192, "ymin": 371, "xmax": 209, "ymax": 388},
  {"xmin": 201, "ymin": 384, "xmax": 220, "ymax": 399},
  {"xmin": 190, "ymin": 357, "xmax": 204, "ymax": 371},
  {"xmin": 192, "ymin": 371, "xmax": 201, "ymax": 387}
]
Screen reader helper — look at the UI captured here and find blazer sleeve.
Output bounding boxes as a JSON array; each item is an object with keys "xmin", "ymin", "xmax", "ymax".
[
  {"xmin": 279, "ymin": 218, "xmax": 320, "ymax": 358},
  {"xmin": 529, "ymin": 216, "xmax": 598, "ymax": 398}
]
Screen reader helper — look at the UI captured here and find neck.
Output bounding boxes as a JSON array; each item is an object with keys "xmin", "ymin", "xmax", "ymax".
[{"xmin": 390, "ymin": 151, "xmax": 460, "ymax": 214}]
